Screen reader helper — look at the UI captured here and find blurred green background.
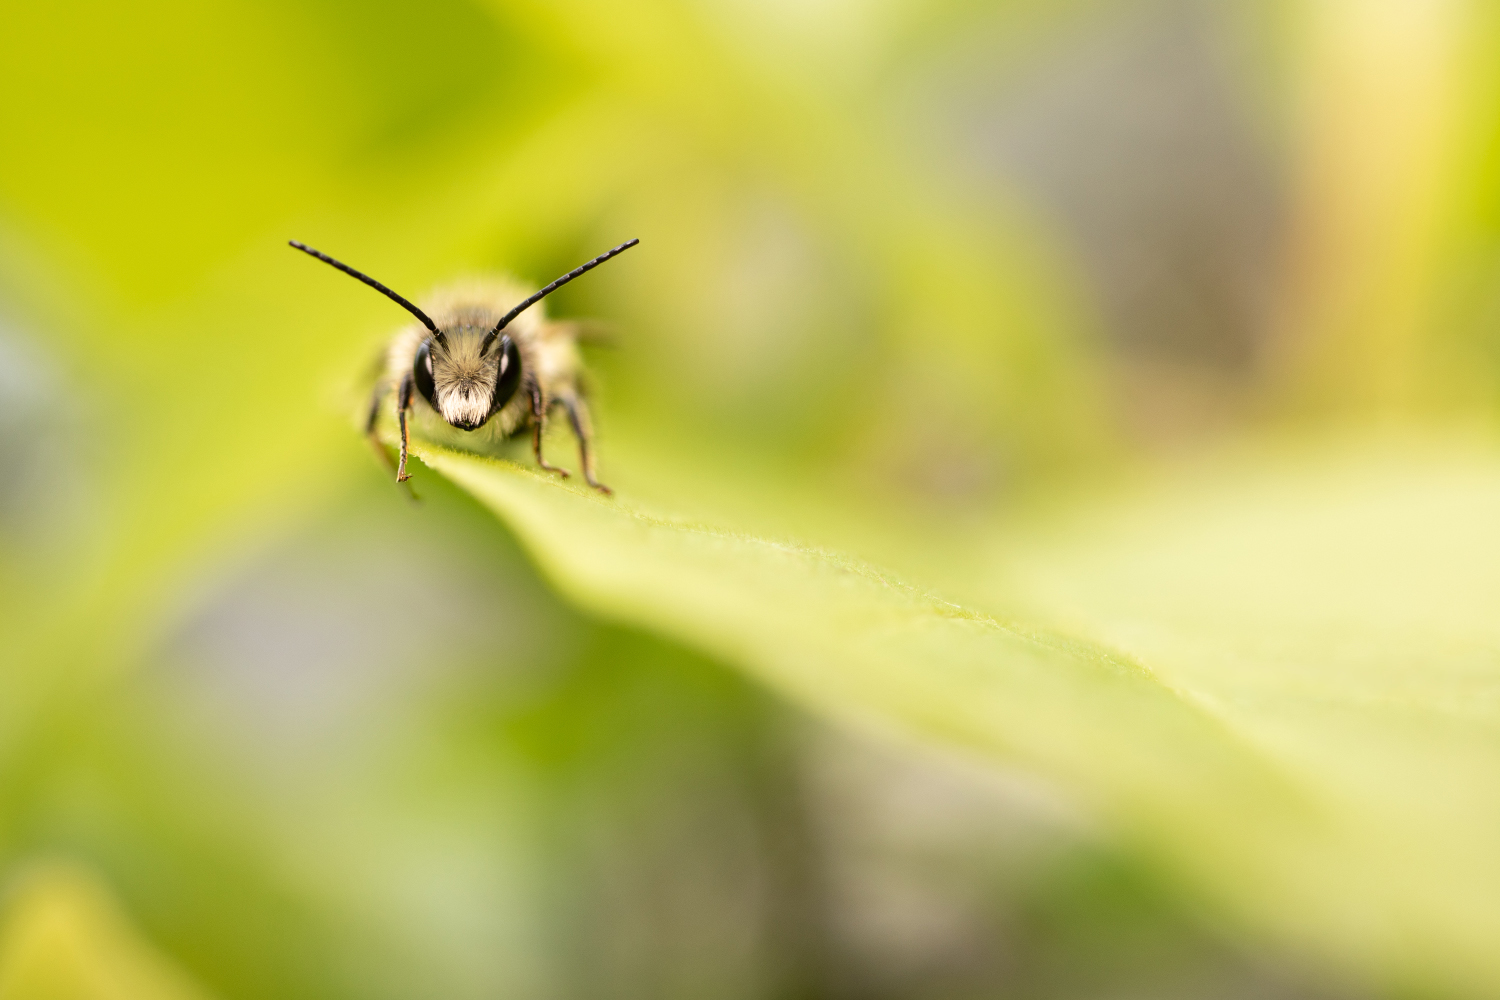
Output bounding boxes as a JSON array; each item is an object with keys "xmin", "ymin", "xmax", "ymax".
[{"xmin": 3, "ymin": 0, "xmax": 1500, "ymax": 997}]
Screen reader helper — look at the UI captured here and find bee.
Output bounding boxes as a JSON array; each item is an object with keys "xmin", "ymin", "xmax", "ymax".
[{"xmin": 290, "ymin": 238, "xmax": 638, "ymax": 494}]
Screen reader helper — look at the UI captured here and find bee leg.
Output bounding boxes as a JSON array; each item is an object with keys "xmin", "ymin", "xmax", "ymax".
[
  {"xmin": 365, "ymin": 379, "xmax": 386, "ymax": 436},
  {"xmin": 396, "ymin": 373, "xmax": 414, "ymax": 482},
  {"xmin": 530, "ymin": 385, "xmax": 571, "ymax": 479},
  {"xmin": 364, "ymin": 379, "xmax": 398, "ymax": 472},
  {"xmin": 561, "ymin": 394, "xmax": 611, "ymax": 495}
]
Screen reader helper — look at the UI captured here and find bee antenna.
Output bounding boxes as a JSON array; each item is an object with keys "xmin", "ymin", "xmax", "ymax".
[
  {"xmin": 481, "ymin": 238, "xmax": 639, "ymax": 354},
  {"xmin": 289, "ymin": 240, "xmax": 445, "ymax": 345}
]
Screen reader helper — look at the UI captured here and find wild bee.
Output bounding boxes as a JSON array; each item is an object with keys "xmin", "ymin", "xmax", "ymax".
[{"xmin": 290, "ymin": 238, "xmax": 638, "ymax": 494}]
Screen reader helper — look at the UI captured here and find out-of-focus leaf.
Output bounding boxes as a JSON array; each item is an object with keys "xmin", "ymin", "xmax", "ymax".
[
  {"xmin": 983, "ymin": 433, "xmax": 1500, "ymax": 996},
  {"xmin": 0, "ymin": 863, "xmax": 213, "ymax": 1000},
  {"xmin": 411, "ymin": 431, "xmax": 1500, "ymax": 998}
]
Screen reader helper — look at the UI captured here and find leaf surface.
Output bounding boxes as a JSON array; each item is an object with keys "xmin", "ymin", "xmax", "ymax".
[{"xmin": 411, "ymin": 433, "xmax": 1500, "ymax": 996}]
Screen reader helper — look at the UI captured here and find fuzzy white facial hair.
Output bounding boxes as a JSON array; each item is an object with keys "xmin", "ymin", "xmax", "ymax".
[{"xmin": 432, "ymin": 339, "xmax": 507, "ymax": 429}]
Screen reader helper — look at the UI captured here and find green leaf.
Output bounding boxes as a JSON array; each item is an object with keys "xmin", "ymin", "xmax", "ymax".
[{"xmin": 411, "ymin": 432, "xmax": 1500, "ymax": 999}]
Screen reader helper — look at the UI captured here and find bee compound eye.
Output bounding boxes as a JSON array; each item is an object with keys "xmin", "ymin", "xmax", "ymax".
[
  {"xmin": 412, "ymin": 339, "xmax": 438, "ymax": 407},
  {"xmin": 490, "ymin": 336, "xmax": 522, "ymax": 415}
]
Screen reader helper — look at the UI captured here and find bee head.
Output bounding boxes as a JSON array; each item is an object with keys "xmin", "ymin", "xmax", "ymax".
[{"xmin": 412, "ymin": 331, "xmax": 521, "ymax": 431}]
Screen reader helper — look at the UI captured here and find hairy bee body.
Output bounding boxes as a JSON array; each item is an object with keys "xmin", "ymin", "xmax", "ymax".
[{"xmin": 380, "ymin": 279, "xmax": 587, "ymax": 446}]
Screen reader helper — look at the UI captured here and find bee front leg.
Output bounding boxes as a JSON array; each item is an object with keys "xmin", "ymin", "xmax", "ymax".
[
  {"xmin": 560, "ymin": 394, "xmax": 610, "ymax": 495},
  {"xmin": 530, "ymin": 384, "xmax": 570, "ymax": 479},
  {"xmin": 396, "ymin": 373, "xmax": 414, "ymax": 482}
]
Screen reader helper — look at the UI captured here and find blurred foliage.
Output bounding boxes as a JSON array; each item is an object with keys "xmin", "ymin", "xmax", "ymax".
[
  {"xmin": 2, "ymin": 0, "xmax": 1500, "ymax": 997},
  {"xmin": 0, "ymin": 863, "xmax": 210, "ymax": 1000}
]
